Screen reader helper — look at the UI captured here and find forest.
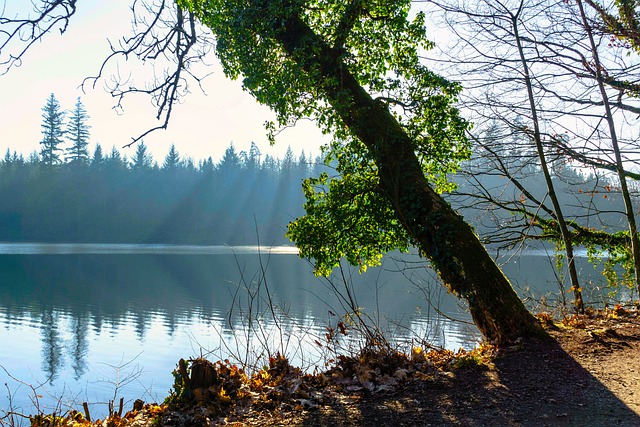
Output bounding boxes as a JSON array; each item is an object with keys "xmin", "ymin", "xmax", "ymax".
[
  {"xmin": 0, "ymin": 93, "xmax": 628, "ymax": 263},
  {"xmin": 0, "ymin": 94, "xmax": 322, "ymax": 245}
]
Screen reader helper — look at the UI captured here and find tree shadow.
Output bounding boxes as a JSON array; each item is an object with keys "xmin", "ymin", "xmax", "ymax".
[{"xmin": 299, "ymin": 338, "xmax": 639, "ymax": 426}]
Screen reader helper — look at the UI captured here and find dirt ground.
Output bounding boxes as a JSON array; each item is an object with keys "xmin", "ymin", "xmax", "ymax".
[{"xmin": 231, "ymin": 312, "xmax": 640, "ymax": 427}]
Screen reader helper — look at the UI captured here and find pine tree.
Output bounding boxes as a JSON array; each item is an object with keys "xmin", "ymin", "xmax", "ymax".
[
  {"xmin": 261, "ymin": 154, "xmax": 278, "ymax": 178},
  {"xmin": 27, "ymin": 151, "xmax": 40, "ymax": 165},
  {"xmin": 3, "ymin": 149, "xmax": 11, "ymax": 165},
  {"xmin": 247, "ymin": 141, "xmax": 261, "ymax": 173},
  {"xmin": 280, "ymin": 146, "xmax": 295, "ymax": 178},
  {"xmin": 218, "ymin": 143, "xmax": 241, "ymax": 180},
  {"xmin": 91, "ymin": 144, "xmax": 104, "ymax": 170},
  {"xmin": 199, "ymin": 156, "xmax": 215, "ymax": 174},
  {"xmin": 105, "ymin": 146, "xmax": 126, "ymax": 170},
  {"xmin": 163, "ymin": 144, "xmax": 181, "ymax": 170},
  {"xmin": 65, "ymin": 97, "xmax": 91, "ymax": 166},
  {"xmin": 40, "ymin": 93, "xmax": 65, "ymax": 166},
  {"xmin": 130, "ymin": 141, "xmax": 153, "ymax": 170},
  {"xmin": 297, "ymin": 151, "xmax": 309, "ymax": 178}
]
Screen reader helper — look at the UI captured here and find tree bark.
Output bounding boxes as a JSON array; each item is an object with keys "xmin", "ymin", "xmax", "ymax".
[{"xmin": 271, "ymin": 11, "xmax": 544, "ymax": 343}]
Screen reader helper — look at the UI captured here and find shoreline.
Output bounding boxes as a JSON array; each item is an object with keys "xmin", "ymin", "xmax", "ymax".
[{"xmin": 11, "ymin": 308, "xmax": 640, "ymax": 427}]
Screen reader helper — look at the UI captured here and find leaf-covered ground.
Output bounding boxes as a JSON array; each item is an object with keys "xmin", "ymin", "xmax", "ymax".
[{"xmin": 27, "ymin": 308, "xmax": 640, "ymax": 427}]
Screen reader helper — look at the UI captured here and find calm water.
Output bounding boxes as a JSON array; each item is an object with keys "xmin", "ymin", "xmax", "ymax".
[{"xmin": 0, "ymin": 244, "xmax": 606, "ymax": 417}]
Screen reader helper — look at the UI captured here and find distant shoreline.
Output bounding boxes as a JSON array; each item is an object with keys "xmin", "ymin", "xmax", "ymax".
[{"xmin": 0, "ymin": 242, "xmax": 300, "ymax": 255}]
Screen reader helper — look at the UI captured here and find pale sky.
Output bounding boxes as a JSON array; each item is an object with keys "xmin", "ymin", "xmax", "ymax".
[{"xmin": 0, "ymin": 1, "xmax": 326, "ymax": 164}]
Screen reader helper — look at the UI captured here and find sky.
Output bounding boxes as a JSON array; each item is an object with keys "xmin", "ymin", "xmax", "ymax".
[{"xmin": 0, "ymin": 1, "xmax": 326, "ymax": 164}]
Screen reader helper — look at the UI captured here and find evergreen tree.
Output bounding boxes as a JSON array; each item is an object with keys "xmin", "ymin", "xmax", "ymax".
[
  {"xmin": 91, "ymin": 144, "xmax": 104, "ymax": 169},
  {"xmin": 280, "ymin": 146, "xmax": 295, "ymax": 179},
  {"xmin": 130, "ymin": 141, "xmax": 153, "ymax": 170},
  {"xmin": 247, "ymin": 141, "xmax": 261, "ymax": 173},
  {"xmin": 105, "ymin": 146, "xmax": 126, "ymax": 170},
  {"xmin": 14, "ymin": 152, "xmax": 24, "ymax": 167},
  {"xmin": 163, "ymin": 144, "xmax": 181, "ymax": 170},
  {"xmin": 65, "ymin": 97, "xmax": 91, "ymax": 166},
  {"xmin": 297, "ymin": 151, "xmax": 309, "ymax": 178},
  {"xmin": 3, "ymin": 149, "xmax": 11, "ymax": 165},
  {"xmin": 199, "ymin": 156, "xmax": 215, "ymax": 174},
  {"xmin": 218, "ymin": 143, "xmax": 241, "ymax": 174},
  {"xmin": 39, "ymin": 93, "xmax": 65, "ymax": 166},
  {"xmin": 183, "ymin": 157, "xmax": 196, "ymax": 171},
  {"xmin": 27, "ymin": 151, "xmax": 40, "ymax": 165},
  {"xmin": 261, "ymin": 154, "xmax": 278, "ymax": 179},
  {"xmin": 2, "ymin": 149, "xmax": 23, "ymax": 171}
]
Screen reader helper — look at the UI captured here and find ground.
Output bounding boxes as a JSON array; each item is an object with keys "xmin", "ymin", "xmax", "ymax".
[
  {"xmin": 233, "ymin": 311, "xmax": 640, "ymax": 427},
  {"xmin": 28, "ymin": 310, "xmax": 640, "ymax": 427}
]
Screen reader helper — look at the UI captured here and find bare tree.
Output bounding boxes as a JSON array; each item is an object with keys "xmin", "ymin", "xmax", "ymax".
[
  {"xmin": 575, "ymin": 0, "xmax": 640, "ymax": 292},
  {"xmin": 427, "ymin": 0, "xmax": 640, "ymax": 298},
  {"xmin": 0, "ymin": 1, "xmax": 78, "ymax": 75},
  {"xmin": 510, "ymin": 0, "xmax": 584, "ymax": 311},
  {"xmin": 85, "ymin": 1, "xmax": 215, "ymax": 145},
  {"xmin": 427, "ymin": 0, "xmax": 585, "ymax": 310}
]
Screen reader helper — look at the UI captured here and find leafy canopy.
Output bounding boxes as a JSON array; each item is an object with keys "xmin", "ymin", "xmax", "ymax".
[{"xmin": 178, "ymin": 0, "xmax": 471, "ymax": 275}]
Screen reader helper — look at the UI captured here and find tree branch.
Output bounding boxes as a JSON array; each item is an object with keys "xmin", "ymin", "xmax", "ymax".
[
  {"xmin": 0, "ymin": 0, "xmax": 77, "ymax": 75},
  {"xmin": 332, "ymin": 0, "xmax": 363, "ymax": 51},
  {"xmin": 81, "ymin": 0, "xmax": 211, "ymax": 146}
]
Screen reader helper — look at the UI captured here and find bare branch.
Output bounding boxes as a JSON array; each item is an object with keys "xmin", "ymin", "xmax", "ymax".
[
  {"xmin": 82, "ymin": 1, "xmax": 213, "ymax": 146},
  {"xmin": 0, "ymin": 0, "xmax": 77, "ymax": 75},
  {"xmin": 1, "ymin": 0, "xmax": 215, "ymax": 146}
]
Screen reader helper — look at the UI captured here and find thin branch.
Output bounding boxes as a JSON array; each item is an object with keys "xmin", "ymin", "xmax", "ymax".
[
  {"xmin": 82, "ymin": 1, "xmax": 210, "ymax": 147},
  {"xmin": 0, "ymin": 0, "xmax": 78, "ymax": 75}
]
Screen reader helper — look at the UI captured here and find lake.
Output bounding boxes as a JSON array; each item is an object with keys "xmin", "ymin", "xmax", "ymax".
[{"xmin": 0, "ymin": 243, "xmax": 608, "ymax": 418}]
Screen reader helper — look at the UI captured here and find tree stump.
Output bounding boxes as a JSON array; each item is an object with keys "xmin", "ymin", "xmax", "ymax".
[{"xmin": 189, "ymin": 358, "xmax": 218, "ymax": 390}]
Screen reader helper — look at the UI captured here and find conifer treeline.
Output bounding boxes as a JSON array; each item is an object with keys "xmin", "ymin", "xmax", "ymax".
[
  {"xmin": 0, "ymin": 141, "xmax": 318, "ymax": 244},
  {"xmin": 0, "ymin": 94, "xmax": 320, "ymax": 245},
  {"xmin": 4, "ymin": 93, "xmax": 625, "ymax": 248}
]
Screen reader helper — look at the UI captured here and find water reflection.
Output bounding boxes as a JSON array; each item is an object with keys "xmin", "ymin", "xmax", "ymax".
[
  {"xmin": 40, "ymin": 308, "xmax": 64, "ymax": 383},
  {"xmin": 2, "ymin": 244, "xmax": 610, "ymax": 416},
  {"xmin": 70, "ymin": 313, "xmax": 90, "ymax": 380},
  {"xmin": 0, "ymin": 243, "xmax": 299, "ymax": 255},
  {"xmin": 0, "ymin": 246, "xmax": 480, "ymax": 415}
]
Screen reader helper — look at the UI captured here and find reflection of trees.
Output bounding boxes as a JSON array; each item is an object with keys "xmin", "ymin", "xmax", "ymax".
[
  {"xmin": 134, "ymin": 311, "xmax": 148, "ymax": 341},
  {"xmin": 70, "ymin": 312, "xmax": 90, "ymax": 380},
  {"xmin": 2, "ymin": 251, "xmax": 484, "ymax": 383},
  {"xmin": 40, "ymin": 308, "xmax": 64, "ymax": 383},
  {"xmin": 41, "ymin": 308, "xmax": 92, "ymax": 382}
]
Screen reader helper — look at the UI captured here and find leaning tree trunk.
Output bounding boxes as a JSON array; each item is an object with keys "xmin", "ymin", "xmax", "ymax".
[{"xmin": 272, "ymin": 12, "xmax": 544, "ymax": 343}]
